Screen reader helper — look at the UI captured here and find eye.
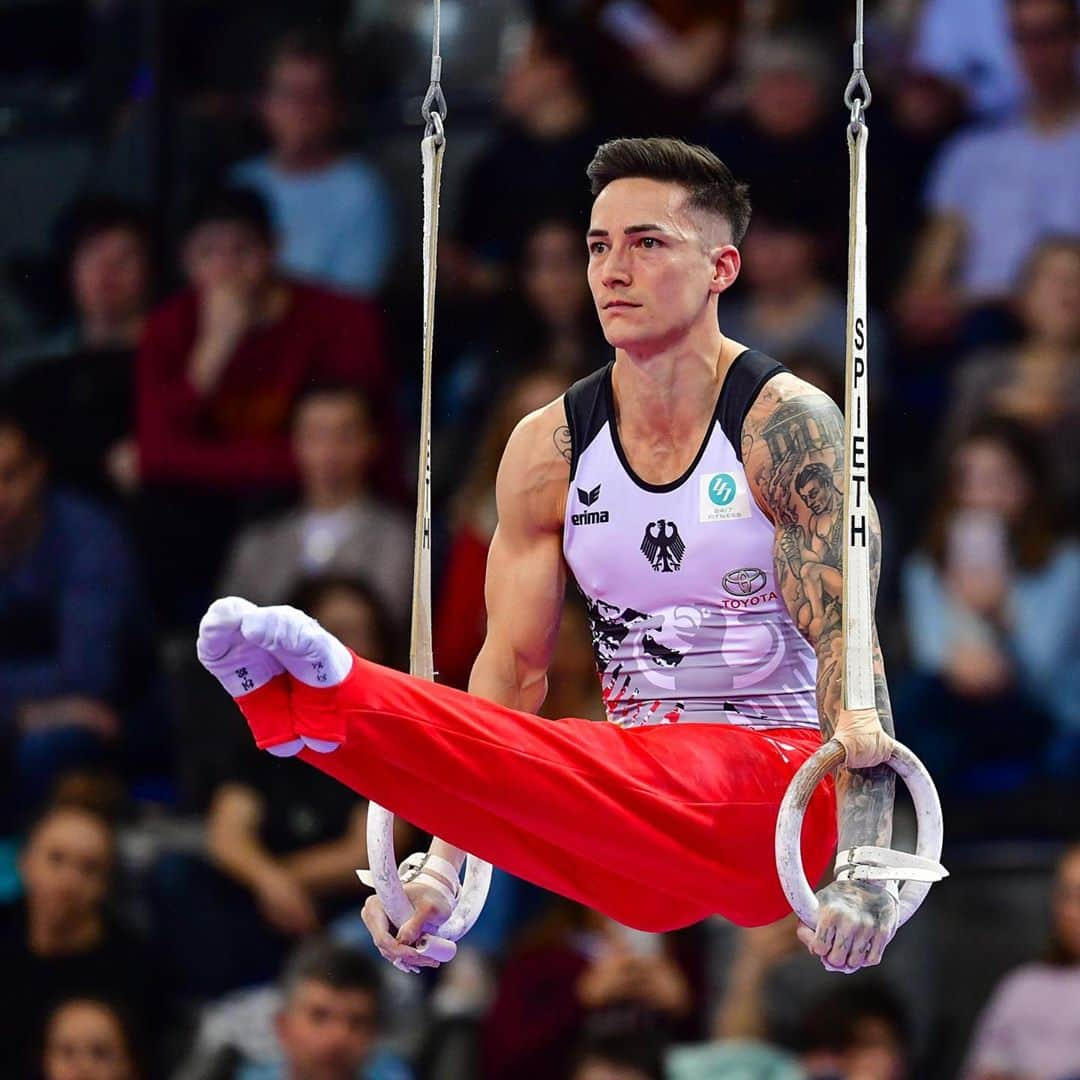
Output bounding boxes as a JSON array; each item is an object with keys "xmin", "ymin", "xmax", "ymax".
[
  {"xmin": 589, "ymin": 241, "xmax": 607, "ymax": 255},
  {"xmin": 637, "ymin": 237, "xmax": 662, "ymax": 249}
]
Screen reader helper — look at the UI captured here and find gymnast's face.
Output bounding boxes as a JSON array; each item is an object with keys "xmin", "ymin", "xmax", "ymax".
[{"xmin": 587, "ymin": 178, "xmax": 739, "ymax": 356}]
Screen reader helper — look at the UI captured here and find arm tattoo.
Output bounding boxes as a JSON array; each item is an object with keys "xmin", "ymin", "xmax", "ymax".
[
  {"xmin": 553, "ymin": 425, "xmax": 572, "ymax": 465},
  {"xmin": 745, "ymin": 387, "xmax": 895, "ymax": 853}
]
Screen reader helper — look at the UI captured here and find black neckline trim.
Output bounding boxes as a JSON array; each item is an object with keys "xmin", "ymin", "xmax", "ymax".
[{"xmin": 605, "ymin": 350, "xmax": 749, "ymax": 494}]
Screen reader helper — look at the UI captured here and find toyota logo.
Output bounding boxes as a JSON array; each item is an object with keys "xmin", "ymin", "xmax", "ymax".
[{"xmin": 722, "ymin": 567, "xmax": 767, "ymax": 596}]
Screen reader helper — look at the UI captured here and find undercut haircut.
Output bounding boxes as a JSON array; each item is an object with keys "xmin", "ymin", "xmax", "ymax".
[{"xmin": 586, "ymin": 137, "xmax": 752, "ymax": 246}]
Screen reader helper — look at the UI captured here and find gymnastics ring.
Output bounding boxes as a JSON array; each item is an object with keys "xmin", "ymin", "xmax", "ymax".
[
  {"xmin": 363, "ymin": 803, "xmax": 493, "ymax": 961},
  {"xmin": 775, "ymin": 738, "xmax": 947, "ymax": 929}
]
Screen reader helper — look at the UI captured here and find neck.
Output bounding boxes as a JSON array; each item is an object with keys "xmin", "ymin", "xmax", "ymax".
[
  {"xmin": 28, "ymin": 907, "xmax": 103, "ymax": 956},
  {"xmin": 273, "ymin": 144, "xmax": 338, "ymax": 173},
  {"xmin": 1028, "ymin": 88, "xmax": 1079, "ymax": 130},
  {"xmin": 0, "ymin": 504, "xmax": 44, "ymax": 566},
  {"xmin": 611, "ymin": 316, "xmax": 734, "ymax": 443},
  {"xmin": 306, "ymin": 487, "xmax": 362, "ymax": 512},
  {"xmin": 82, "ymin": 312, "xmax": 144, "ymax": 350}
]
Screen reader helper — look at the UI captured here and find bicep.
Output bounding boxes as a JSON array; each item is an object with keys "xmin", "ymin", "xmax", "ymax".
[{"xmin": 477, "ymin": 518, "xmax": 566, "ymax": 696}]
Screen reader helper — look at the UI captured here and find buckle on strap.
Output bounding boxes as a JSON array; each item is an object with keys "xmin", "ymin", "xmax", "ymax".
[{"xmin": 835, "ymin": 845, "xmax": 949, "ymax": 884}]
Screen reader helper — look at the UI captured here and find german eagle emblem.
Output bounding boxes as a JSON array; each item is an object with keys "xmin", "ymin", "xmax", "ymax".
[{"xmin": 641, "ymin": 519, "xmax": 685, "ymax": 573}]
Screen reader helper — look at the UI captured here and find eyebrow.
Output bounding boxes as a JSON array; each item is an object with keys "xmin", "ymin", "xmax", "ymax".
[{"xmin": 586, "ymin": 223, "xmax": 669, "ymax": 238}]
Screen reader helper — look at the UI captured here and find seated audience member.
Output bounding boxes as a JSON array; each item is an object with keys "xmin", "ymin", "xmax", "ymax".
[
  {"xmin": 439, "ymin": 217, "xmax": 608, "ymax": 445},
  {"xmin": 899, "ymin": 0, "xmax": 1080, "ymax": 343},
  {"xmin": 0, "ymin": 802, "xmax": 154, "ymax": 1076},
  {"xmin": 220, "ymin": 384, "xmax": 412, "ymax": 624},
  {"xmin": 0, "ymin": 410, "xmax": 160, "ymax": 813},
  {"xmin": 572, "ymin": 1026, "xmax": 666, "ymax": 1080},
  {"xmin": 700, "ymin": 36, "xmax": 847, "ymax": 263},
  {"xmin": 133, "ymin": 186, "xmax": 392, "ymax": 624},
  {"xmin": 720, "ymin": 204, "xmax": 888, "ymax": 391},
  {"xmin": 187, "ymin": 937, "xmax": 411, "ymax": 1080},
  {"xmin": 232, "ymin": 30, "xmax": 395, "ymax": 297},
  {"xmin": 41, "ymin": 996, "xmax": 145, "ymax": 1080},
  {"xmin": 798, "ymin": 985, "xmax": 910, "ymax": 1080},
  {"xmin": 945, "ymin": 236, "xmax": 1080, "ymax": 505},
  {"xmin": 2, "ymin": 198, "xmax": 153, "ymax": 497},
  {"xmin": 155, "ymin": 575, "xmax": 409, "ymax": 997},
  {"xmin": 910, "ymin": 0, "xmax": 1026, "ymax": 121},
  {"xmin": 448, "ymin": 25, "xmax": 601, "ymax": 293},
  {"xmin": 586, "ymin": 0, "xmax": 740, "ymax": 123},
  {"xmin": 481, "ymin": 900, "xmax": 702, "ymax": 1080},
  {"xmin": 962, "ymin": 842, "xmax": 1080, "ymax": 1080},
  {"xmin": 434, "ymin": 368, "xmax": 571, "ymax": 689},
  {"xmin": 4, "ymin": 196, "xmax": 152, "ymax": 371},
  {"xmin": 136, "ymin": 185, "xmax": 390, "ymax": 494},
  {"xmin": 897, "ymin": 418, "xmax": 1080, "ymax": 793}
]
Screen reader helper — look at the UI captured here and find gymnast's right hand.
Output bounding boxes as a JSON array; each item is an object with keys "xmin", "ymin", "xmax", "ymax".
[{"xmin": 361, "ymin": 878, "xmax": 454, "ymax": 971}]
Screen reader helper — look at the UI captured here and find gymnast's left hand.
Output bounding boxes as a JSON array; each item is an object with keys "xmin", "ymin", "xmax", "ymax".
[
  {"xmin": 796, "ymin": 879, "xmax": 898, "ymax": 974},
  {"xmin": 361, "ymin": 878, "xmax": 454, "ymax": 971}
]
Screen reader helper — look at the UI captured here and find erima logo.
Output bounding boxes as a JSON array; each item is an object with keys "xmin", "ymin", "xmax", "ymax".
[{"xmin": 572, "ymin": 484, "xmax": 608, "ymax": 526}]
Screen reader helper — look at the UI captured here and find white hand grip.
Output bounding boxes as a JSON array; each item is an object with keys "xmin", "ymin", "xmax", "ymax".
[
  {"xmin": 775, "ymin": 738, "xmax": 947, "ymax": 929},
  {"xmin": 363, "ymin": 801, "xmax": 492, "ymax": 946}
]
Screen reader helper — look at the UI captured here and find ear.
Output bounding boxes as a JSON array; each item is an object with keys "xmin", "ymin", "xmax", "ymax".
[{"xmin": 708, "ymin": 244, "xmax": 741, "ymax": 296}]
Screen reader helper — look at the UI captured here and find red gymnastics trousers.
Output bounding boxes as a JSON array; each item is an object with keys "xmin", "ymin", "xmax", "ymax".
[{"xmin": 237, "ymin": 652, "xmax": 837, "ymax": 932}]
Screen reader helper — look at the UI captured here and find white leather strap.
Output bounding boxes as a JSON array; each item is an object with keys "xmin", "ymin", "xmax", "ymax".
[
  {"xmin": 357, "ymin": 850, "xmax": 461, "ymax": 910},
  {"xmin": 835, "ymin": 845, "xmax": 948, "ymax": 884}
]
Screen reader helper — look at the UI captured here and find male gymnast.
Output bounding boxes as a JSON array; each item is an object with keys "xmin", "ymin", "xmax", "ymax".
[{"xmin": 198, "ymin": 137, "xmax": 898, "ymax": 976}]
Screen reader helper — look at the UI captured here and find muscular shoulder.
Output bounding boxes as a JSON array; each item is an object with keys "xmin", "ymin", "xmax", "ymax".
[
  {"xmin": 740, "ymin": 372, "xmax": 845, "ymax": 526},
  {"xmin": 495, "ymin": 396, "xmax": 571, "ymax": 535}
]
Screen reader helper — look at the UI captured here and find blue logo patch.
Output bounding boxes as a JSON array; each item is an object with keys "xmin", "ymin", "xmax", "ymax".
[{"xmin": 708, "ymin": 473, "xmax": 737, "ymax": 506}]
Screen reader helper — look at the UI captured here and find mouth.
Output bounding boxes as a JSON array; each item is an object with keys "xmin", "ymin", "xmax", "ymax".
[{"xmin": 602, "ymin": 300, "xmax": 640, "ymax": 310}]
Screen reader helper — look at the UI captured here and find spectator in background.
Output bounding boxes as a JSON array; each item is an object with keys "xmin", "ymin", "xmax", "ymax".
[
  {"xmin": 572, "ymin": 1027, "xmax": 666, "ymax": 1080},
  {"xmin": 449, "ymin": 24, "xmax": 600, "ymax": 294},
  {"xmin": 133, "ymin": 186, "xmax": 391, "ymax": 624},
  {"xmin": 434, "ymin": 368, "xmax": 571, "ymax": 688},
  {"xmin": 4, "ymin": 197, "xmax": 152, "ymax": 372},
  {"xmin": 181, "ymin": 937, "xmax": 410, "ymax": 1080},
  {"xmin": 1, "ymin": 199, "xmax": 152, "ymax": 499},
  {"xmin": 700, "ymin": 35, "xmax": 846, "ymax": 264},
  {"xmin": 481, "ymin": 900, "xmax": 701, "ymax": 1080},
  {"xmin": 962, "ymin": 842, "xmax": 1080, "ymax": 1080},
  {"xmin": 0, "ymin": 410, "xmax": 160, "ymax": 814},
  {"xmin": 155, "ymin": 575, "xmax": 409, "ymax": 997},
  {"xmin": 586, "ymin": 0, "xmax": 741, "ymax": 126},
  {"xmin": 798, "ymin": 985, "xmax": 909, "ymax": 1080},
  {"xmin": 944, "ymin": 235, "xmax": 1080, "ymax": 506},
  {"xmin": 899, "ymin": 0, "xmax": 1080, "ymax": 345},
  {"xmin": 897, "ymin": 417, "xmax": 1080, "ymax": 794},
  {"xmin": 438, "ymin": 217, "xmax": 606, "ymax": 461},
  {"xmin": 911, "ymin": 0, "xmax": 1027, "ymax": 120},
  {"xmin": 0, "ymin": 802, "xmax": 154, "ymax": 1076},
  {"xmin": 220, "ymin": 384, "xmax": 412, "ymax": 626},
  {"xmin": 720, "ymin": 204, "xmax": 888, "ymax": 391},
  {"xmin": 41, "ymin": 997, "xmax": 144, "ymax": 1080},
  {"xmin": 232, "ymin": 30, "xmax": 396, "ymax": 297}
]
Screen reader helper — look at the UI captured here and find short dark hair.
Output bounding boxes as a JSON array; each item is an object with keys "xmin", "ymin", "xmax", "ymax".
[
  {"xmin": 57, "ymin": 196, "xmax": 151, "ymax": 267},
  {"xmin": 266, "ymin": 27, "xmax": 344, "ymax": 99},
  {"xmin": 186, "ymin": 186, "xmax": 275, "ymax": 245},
  {"xmin": 281, "ymin": 938, "xmax": 381, "ymax": 1003},
  {"xmin": 586, "ymin": 137, "xmax": 752, "ymax": 245},
  {"xmin": 795, "ymin": 461, "xmax": 834, "ymax": 491},
  {"xmin": 800, "ymin": 983, "xmax": 908, "ymax": 1054}
]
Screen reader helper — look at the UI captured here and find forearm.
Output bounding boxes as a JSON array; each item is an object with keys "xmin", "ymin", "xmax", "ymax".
[
  {"xmin": 207, "ymin": 828, "xmax": 280, "ymax": 891},
  {"xmin": 281, "ymin": 840, "xmax": 368, "ymax": 894},
  {"xmin": 817, "ymin": 634, "xmax": 896, "ymax": 851}
]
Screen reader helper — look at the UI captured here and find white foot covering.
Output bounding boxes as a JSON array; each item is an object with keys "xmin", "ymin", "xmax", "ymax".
[
  {"xmin": 196, "ymin": 597, "xmax": 302, "ymax": 757},
  {"xmin": 238, "ymin": 604, "xmax": 353, "ymax": 752}
]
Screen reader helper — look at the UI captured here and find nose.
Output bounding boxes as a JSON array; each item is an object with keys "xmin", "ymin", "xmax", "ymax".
[{"xmin": 600, "ymin": 246, "xmax": 631, "ymax": 290}]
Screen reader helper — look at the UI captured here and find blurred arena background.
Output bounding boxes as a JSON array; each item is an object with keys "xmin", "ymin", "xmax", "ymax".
[{"xmin": 0, "ymin": 0, "xmax": 1076, "ymax": 1077}]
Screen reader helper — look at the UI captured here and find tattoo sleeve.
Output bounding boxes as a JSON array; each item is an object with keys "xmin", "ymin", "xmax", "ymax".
[{"xmin": 746, "ymin": 388, "xmax": 895, "ymax": 855}]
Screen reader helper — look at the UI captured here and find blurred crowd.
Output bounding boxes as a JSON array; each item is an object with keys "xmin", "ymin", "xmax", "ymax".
[{"xmin": 0, "ymin": 0, "xmax": 1077, "ymax": 1077}]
